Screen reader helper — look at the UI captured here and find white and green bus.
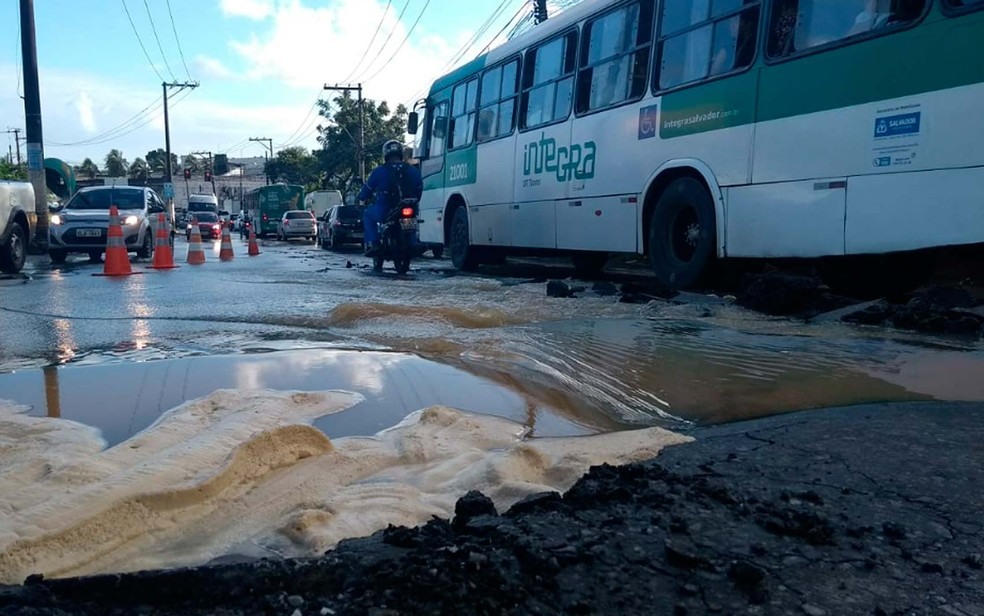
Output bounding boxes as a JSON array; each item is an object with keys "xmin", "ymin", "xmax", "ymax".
[{"xmin": 408, "ymin": 0, "xmax": 984, "ymax": 291}]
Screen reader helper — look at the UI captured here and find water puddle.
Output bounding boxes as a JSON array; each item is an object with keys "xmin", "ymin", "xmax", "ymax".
[
  {"xmin": 437, "ymin": 319, "xmax": 984, "ymax": 426},
  {"xmin": 0, "ymin": 349, "xmax": 604, "ymax": 447}
]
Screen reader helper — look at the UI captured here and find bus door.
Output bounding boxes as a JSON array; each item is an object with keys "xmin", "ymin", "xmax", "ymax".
[
  {"xmin": 561, "ymin": 0, "xmax": 658, "ymax": 253},
  {"xmin": 418, "ymin": 100, "xmax": 449, "ymax": 246},
  {"xmin": 512, "ymin": 31, "xmax": 580, "ymax": 249}
]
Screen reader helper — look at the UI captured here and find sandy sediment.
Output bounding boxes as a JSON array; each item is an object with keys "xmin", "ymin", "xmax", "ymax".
[{"xmin": 0, "ymin": 390, "xmax": 689, "ymax": 584}]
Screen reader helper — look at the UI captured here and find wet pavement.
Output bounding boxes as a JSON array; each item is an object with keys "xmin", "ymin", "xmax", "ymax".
[{"xmin": 1, "ymin": 235, "xmax": 984, "ymax": 438}]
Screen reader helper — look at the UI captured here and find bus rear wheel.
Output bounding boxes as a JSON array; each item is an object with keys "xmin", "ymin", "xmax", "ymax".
[
  {"xmin": 648, "ymin": 177, "xmax": 716, "ymax": 290},
  {"xmin": 450, "ymin": 207, "xmax": 479, "ymax": 271}
]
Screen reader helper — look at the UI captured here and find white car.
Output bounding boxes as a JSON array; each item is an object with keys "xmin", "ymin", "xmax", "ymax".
[
  {"xmin": 0, "ymin": 181, "xmax": 34, "ymax": 274},
  {"xmin": 48, "ymin": 185, "xmax": 164, "ymax": 264},
  {"xmin": 276, "ymin": 210, "xmax": 317, "ymax": 242}
]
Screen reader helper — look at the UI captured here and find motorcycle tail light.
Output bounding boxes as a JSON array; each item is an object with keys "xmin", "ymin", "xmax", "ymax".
[{"xmin": 400, "ymin": 207, "xmax": 415, "ymax": 217}]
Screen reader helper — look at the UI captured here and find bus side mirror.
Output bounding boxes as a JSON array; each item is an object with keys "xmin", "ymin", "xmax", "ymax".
[{"xmin": 407, "ymin": 112, "xmax": 419, "ymax": 135}]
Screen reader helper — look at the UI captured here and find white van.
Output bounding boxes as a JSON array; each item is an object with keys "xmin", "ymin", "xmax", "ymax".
[
  {"xmin": 304, "ymin": 190, "xmax": 343, "ymax": 221},
  {"xmin": 187, "ymin": 194, "xmax": 219, "ymax": 216}
]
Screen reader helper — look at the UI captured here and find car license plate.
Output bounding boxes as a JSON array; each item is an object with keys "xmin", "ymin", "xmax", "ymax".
[
  {"xmin": 77, "ymin": 229, "xmax": 102, "ymax": 238},
  {"xmin": 400, "ymin": 218, "xmax": 418, "ymax": 231}
]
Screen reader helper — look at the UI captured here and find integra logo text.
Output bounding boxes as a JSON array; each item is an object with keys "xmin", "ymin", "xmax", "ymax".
[{"xmin": 523, "ymin": 133, "xmax": 596, "ymax": 182}]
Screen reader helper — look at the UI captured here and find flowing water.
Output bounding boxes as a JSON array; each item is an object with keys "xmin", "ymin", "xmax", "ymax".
[{"xmin": 2, "ymin": 250, "xmax": 984, "ymax": 583}]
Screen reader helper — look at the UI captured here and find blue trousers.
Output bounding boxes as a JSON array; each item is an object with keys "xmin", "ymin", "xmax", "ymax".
[{"xmin": 363, "ymin": 203, "xmax": 386, "ymax": 244}]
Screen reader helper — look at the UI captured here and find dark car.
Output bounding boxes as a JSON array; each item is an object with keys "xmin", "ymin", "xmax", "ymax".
[
  {"xmin": 319, "ymin": 205, "xmax": 365, "ymax": 250},
  {"xmin": 185, "ymin": 212, "xmax": 224, "ymax": 240}
]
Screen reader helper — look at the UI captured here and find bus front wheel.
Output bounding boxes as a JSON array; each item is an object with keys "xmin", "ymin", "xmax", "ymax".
[
  {"xmin": 648, "ymin": 177, "xmax": 716, "ymax": 290},
  {"xmin": 450, "ymin": 207, "xmax": 479, "ymax": 271}
]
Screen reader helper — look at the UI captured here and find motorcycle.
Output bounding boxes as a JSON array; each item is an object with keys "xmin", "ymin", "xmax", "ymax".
[{"xmin": 372, "ymin": 198, "xmax": 419, "ymax": 275}]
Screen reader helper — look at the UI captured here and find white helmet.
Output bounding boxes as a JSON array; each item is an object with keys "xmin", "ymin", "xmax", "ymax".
[{"xmin": 382, "ymin": 140, "xmax": 404, "ymax": 160}]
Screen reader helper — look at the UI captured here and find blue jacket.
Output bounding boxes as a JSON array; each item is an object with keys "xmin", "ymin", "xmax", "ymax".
[{"xmin": 358, "ymin": 162, "xmax": 423, "ymax": 210}]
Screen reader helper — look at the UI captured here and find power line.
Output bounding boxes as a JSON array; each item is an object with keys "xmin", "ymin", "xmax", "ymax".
[
  {"xmin": 341, "ymin": 0, "xmax": 393, "ymax": 84},
  {"xmin": 480, "ymin": 1, "xmax": 531, "ymax": 55},
  {"xmin": 49, "ymin": 89, "xmax": 194, "ymax": 148},
  {"xmin": 48, "ymin": 95, "xmax": 164, "ymax": 146},
  {"xmin": 350, "ymin": 0, "xmax": 414, "ymax": 83},
  {"xmin": 121, "ymin": 0, "xmax": 165, "ymax": 81},
  {"xmin": 165, "ymin": 0, "xmax": 192, "ymax": 79},
  {"xmin": 402, "ymin": 0, "xmax": 517, "ymax": 107},
  {"xmin": 361, "ymin": 0, "xmax": 433, "ymax": 84},
  {"xmin": 278, "ymin": 93, "xmax": 324, "ymax": 147},
  {"xmin": 143, "ymin": 0, "xmax": 177, "ymax": 80}
]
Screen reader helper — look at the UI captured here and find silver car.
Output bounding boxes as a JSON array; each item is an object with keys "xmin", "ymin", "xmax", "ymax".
[
  {"xmin": 48, "ymin": 186, "xmax": 165, "ymax": 263},
  {"xmin": 276, "ymin": 210, "xmax": 317, "ymax": 242}
]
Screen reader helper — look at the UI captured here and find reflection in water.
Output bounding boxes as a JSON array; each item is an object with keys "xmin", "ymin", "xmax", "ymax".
[
  {"xmin": 0, "ymin": 350, "xmax": 599, "ymax": 447},
  {"xmin": 53, "ymin": 319, "xmax": 76, "ymax": 364},
  {"xmin": 43, "ymin": 365, "xmax": 61, "ymax": 418}
]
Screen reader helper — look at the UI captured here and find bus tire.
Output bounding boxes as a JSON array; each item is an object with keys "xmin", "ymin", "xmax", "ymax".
[
  {"xmin": 572, "ymin": 252, "xmax": 608, "ymax": 278},
  {"xmin": 449, "ymin": 207, "xmax": 478, "ymax": 271},
  {"xmin": 648, "ymin": 177, "xmax": 716, "ymax": 290}
]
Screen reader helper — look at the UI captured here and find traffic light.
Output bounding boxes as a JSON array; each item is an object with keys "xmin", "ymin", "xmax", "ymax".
[
  {"xmin": 183, "ymin": 168, "xmax": 191, "ymax": 180},
  {"xmin": 204, "ymin": 170, "xmax": 212, "ymax": 182}
]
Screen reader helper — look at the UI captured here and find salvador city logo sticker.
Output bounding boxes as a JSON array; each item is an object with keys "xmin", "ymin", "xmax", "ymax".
[{"xmin": 522, "ymin": 133, "xmax": 597, "ymax": 184}]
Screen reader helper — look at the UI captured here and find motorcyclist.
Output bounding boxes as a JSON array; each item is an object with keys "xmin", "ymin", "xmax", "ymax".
[{"xmin": 358, "ymin": 140, "xmax": 423, "ymax": 256}]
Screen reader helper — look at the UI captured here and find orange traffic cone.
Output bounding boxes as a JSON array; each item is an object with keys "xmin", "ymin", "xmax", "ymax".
[
  {"xmin": 147, "ymin": 213, "xmax": 179, "ymax": 270},
  {"xmin": 219, "ymin": 222, "xmax": 235, "ymax": 261},
  {"xmin": 186, "ymin": 216, "xmax": 206, "ymax": 265},
  {"xmin": 247, "ymin": 227, "xmax": 260, "ymax": 256},
  {"xmin": 93, "ymin": 206, "xmax": 141, "ymax": 277}
]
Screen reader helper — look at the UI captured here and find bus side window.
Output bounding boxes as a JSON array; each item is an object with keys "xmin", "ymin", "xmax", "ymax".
[
  {"xmin": 521, "ymin": 31, "xmax": 578, "ymax": 129},
  {"xmin": 768, "ymin": 0, "xmax": 927, "ymax": 59},
  {"xmin": 656, "ymin": 0, "xmax": 760, "ymax": 91},
  {"xmin": 576, "ymin": 0, "xmax": 654, "ymax": 113},
  {"xmin": 450, "ymin": 79, "xmax": 478, "ymax": 150},
  {"xmin": 430, "ymin": 102, "xmax": 449, "ymax": 157}
]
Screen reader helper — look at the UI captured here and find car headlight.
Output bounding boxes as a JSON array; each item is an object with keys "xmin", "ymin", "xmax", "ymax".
[
  {"xmin": 124, "ymin": 215, "xmax": 139, "ymax": 226},
  {"xmin": 50, "ymin": 214, "xmax": 62, "ymax": 225}
]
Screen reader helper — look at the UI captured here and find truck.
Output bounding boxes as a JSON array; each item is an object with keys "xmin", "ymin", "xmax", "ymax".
[
  {"xmin": 0, "ymin": 181, "xmax": 35, "ymax": 274},
  {"xmin": 303, "ymin": 190, "xmax": 343, "ymax": 220}
]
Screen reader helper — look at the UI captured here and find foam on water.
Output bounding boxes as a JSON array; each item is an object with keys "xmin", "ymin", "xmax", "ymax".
[{"xmin": 0, "ymin": 392, "xmax": 689, "ymax": 583}]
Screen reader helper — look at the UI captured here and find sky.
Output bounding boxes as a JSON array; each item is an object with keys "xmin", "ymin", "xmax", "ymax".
[{"xmin": 0, "ymin": 0, "xmax": 534, "ymax": 167}]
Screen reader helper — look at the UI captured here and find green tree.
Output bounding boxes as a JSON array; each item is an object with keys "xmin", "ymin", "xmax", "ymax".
[
  {"xmin": 0, "ymin": 157, "xmax": 27, "ymax": 181},
  {"xmin": 264, "ymin": 146, "xmax": 322, "ymax": 190},
  {"xmin": 104, "ymin": 149, "xmax": 129, "ymax": 177},
  {"xmin": 181, "ymin": 154, "xmax": 204, "ymax": 173},
  {"xmin": 315, "ymin": 94, "xmax": 408, "ymax": 192},
  {"xmin": 145, "ymin": 149, "xmax": 178, "ymax": 176},
  {"xmin": 78, "ymin": 157, "xmax": 100, "ymax": 179},
  {"xmin": 128, "ymin": 157, "xmax": 149, "ymax": 183}
]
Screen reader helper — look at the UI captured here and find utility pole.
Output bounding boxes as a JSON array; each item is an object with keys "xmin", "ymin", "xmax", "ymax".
[
  {"xmin": 162, "ymin": 81, "xmax": 199, "ymax": 183},
  {"xmin": 533, "ymin": 0, "xmax": 548, "ymax": 24},
  {"xmin": 20, "ymin": 0, "xmax": 48, "ymax": 250},
  {"xmin": 323, "ymin": 83, "xmax": 365, "ymax": 180},
  {"xmin": 162, "ymin": 80, "xmax": 199, "ymax": 218},
  {"xmin": 190, "ymin": 150, "xmax": 215, "ymax": 194},
  {"xmin": 4, "ymin": 129, "xmax": 23, "ymax": 165},
  {"xmin": 249, "ymin": 137, "xmax": 273, "ymax": 185}
]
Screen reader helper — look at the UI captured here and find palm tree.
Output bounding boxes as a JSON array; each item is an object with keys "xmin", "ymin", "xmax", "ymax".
[
  {"xmin": 104, "ymin": 149, "xmax": 128, "ymax": 177},
  {"xmin": 128, "ymin": 157, "xmax": 149, "ymax": 183},
  {"xmin": 78, "ymin": 158, "xmax": 100, "ymax": 179}
]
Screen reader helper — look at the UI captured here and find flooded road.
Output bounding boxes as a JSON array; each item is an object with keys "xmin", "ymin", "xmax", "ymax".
[
  {"xmin": 2, "ymin": 237, "xmax": 983, "ymax": 582},
  {"xmin": 2, "ymin": 238, "xmax": 983, "ymax": 434}
]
